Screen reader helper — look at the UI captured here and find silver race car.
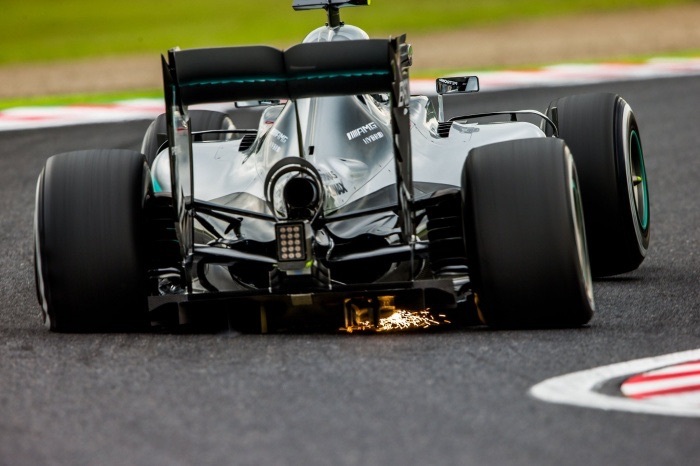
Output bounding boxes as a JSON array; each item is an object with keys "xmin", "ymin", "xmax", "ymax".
[{"xmin": 34, "ymin": 0, "xmax": 650, "ymax": 332}]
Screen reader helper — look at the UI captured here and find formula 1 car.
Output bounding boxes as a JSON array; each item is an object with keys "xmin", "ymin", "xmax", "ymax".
[{"xmin": 34, "ymin": 0, "xmax": 650, "ymax": 332}]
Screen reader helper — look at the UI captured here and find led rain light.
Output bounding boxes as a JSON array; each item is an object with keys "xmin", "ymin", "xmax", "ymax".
[{"xmin": 276, "ymin": 222, "xmax": 308, "ymax": 262}]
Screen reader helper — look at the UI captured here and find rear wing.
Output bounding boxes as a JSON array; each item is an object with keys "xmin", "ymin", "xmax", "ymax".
[
  {"xmin": 164, "ymin": 39, "xmax": 394, "ymax": 105},
  {"xmin": 161, "ymin": 37, "xmax": 414, "ymax": 262}
]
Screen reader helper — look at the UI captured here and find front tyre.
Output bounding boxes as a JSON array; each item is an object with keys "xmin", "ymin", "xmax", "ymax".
[
  {"xmin": 462, "ymin": 138, "xmax": 594, "ymax": 328},
  {"xmin": 547, "ymin": 93, "xmax": 650, "ymax": 276},
  {"xmin": 34, "ymin": 150, "xmax": 150, "ymax": 332},
  {"xmin": 141, "ymin": 109, "xmax": 235, "ymax": 166}
]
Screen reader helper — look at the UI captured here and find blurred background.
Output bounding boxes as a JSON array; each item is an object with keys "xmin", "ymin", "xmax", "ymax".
[{"xmin": 0, "ymin": 0, "xmax": 698, "ymax": 104}]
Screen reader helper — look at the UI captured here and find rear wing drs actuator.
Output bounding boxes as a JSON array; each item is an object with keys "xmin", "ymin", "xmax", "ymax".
[{"xmin": 160, "ymin": 37, "xmax": 414, "ymax": 260}]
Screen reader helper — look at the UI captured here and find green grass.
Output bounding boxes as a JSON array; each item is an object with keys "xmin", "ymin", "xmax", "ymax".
[
  {"xmin": 1, "ymin": 0, "xmax": 696, "ymax": 109},
  {"xmin": 0, "ymin": 90, "xmax": 163, "ymax": 111},
  {"xmin": 0, "ymin": 0, "xmax": 694, "ymax": 64}
]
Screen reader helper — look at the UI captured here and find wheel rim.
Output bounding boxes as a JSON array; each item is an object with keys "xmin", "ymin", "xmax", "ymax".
[
  {"xmin": 33, "ymin": 171, "xmax": 52, "ymax": 329},
  {"xmin": 629, "ymin": 130, "xmax": 649, "ymax": 232},
  {"xmin": 568, "ymin": 149, "xmax": 595, "ymax": 309}
]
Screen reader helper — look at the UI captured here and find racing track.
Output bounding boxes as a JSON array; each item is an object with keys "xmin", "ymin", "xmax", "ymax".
[{"xmin": 1, "ymin": 77, "xmax": 699, "ymax": 465}]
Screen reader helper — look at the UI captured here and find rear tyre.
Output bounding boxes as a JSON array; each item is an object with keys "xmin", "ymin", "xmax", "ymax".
[
  {"xmin": 34, "ymin": 150, "xmax": 151, "ymax": 332},
  {"xmin": 141, "ymin": 109, "xmax": 235, "ymax": 165},
  {"xmin": 546, "ymin": 93, "xmax": 649, "ymax": 276},
  {"xmin": 462, "ymin": 138, "xmax": 594, "ymax": 328}
]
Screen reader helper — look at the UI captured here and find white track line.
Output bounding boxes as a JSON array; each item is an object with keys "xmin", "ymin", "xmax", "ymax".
[
  {"xmin": 529, "ymin": 348, "xmax": 700, "ymax": 418},
  {"xmin": 0, "ymin": 98, "xmax": 164, "ymax": 131},
  {"xmin": 2, "ymin": 57, "xmax": 700, "ymax": 131},
  {"xmin": 410, "ymin": 57, "xmax": 700, "ymax": 94}
]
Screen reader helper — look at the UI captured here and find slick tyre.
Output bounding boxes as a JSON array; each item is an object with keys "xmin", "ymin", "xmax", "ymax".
[
  {"xmin": 34, "ymin": 150, "xmax": 151, "ymax": 332},
  {"xmin": 141, "ymin": 109, "xmax": 235, "ymax": 165},
  {"xmin": 462, "ymin": 138, "xmax": 594, "ymax": 328},
  {"xmin": 546, "ymin": 93, "xmax": 649, "ymax": 276}
]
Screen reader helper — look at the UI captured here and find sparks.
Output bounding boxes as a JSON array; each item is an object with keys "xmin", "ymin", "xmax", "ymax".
[{"xmin": 341, "ymin": 309, "xmax": 449, "ymax": 333}]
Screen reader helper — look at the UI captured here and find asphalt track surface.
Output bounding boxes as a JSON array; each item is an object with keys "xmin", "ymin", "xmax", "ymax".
[{"xmin": 1, "ymin": 77, "xmax": 699, "ymax": 465}]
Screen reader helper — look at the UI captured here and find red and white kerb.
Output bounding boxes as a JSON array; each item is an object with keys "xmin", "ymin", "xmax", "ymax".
[{"xmin": 621, "ymin": 360, "xmax": 700, "ymax": 405}]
